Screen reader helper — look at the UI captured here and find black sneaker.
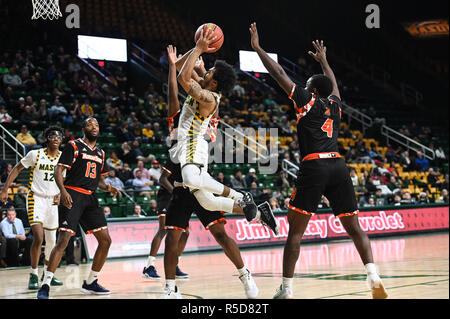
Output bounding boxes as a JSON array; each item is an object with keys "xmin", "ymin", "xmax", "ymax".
[
  {"xmin": 238, "ymin": 192, "xmax": 258, "ymax": 222},
  {"xmin": 81, "ymin": 279, "xmax": 110, "ymax": 295},
  {"xmin": 258, "ymin": 201, "xmax": 280, "ymax": 235},
  {"xmin": 37, "ymin": 284, "xmax": 50, "ymax": 299}
]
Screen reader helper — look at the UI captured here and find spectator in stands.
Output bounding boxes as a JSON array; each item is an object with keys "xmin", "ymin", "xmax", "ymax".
[
  {"xmin": 386, "ymin": 176, "xmax": 401, "ymax": 194},
  {"xmin": 142, "ymin": 123, "xmax": 155, "ymax": 143},
  {"xmin": 245, "ymin": 168, "xmax": 258, "ymax": 187},
  {"xmin": 132, "ymin": 170, "xmax": 154, "ymax": 198},
  {"xmin": 106, "ymin": 151, "xmax": 123, "ymax": 171},
  {"xmin": 374, "ymin": 189, "xmax": 386, "ymax": 206},
  {"xmin": 402, "ymin": 192, "xmax": 415, "ymax": 205},
  {"xmin": 105, "ymin": 170, "xmax": 124, "ymax": 200},
  {"xmin": 149, "ymin": 160, "xmax": 161, "ymax": 183},
  {"xmin": 415, "ymin": 151, "xmax": 430, "ymax": 172},
  {"xmin": 80, "ymin": 99, "xmax": 94, "ymax": 119},
  {"xmin": 148, "ymin": 200, "xmax": 158, "ymax": 216},
  {"xmin": 427, "ymin": 168, "xmax": 442, "ymax": 188},
  {"xmin": 417, "ymin": 192, "xmax": 430, "ymax": 204},
  {"xmin": 0, "ymin": 206, "xmax": 32, "ymax": 266},
  {"xmin": 276, "ymin": 171, "xmax": 290, "ymax": 191},
  {"xmin": 393, "ymin": 194, "xmax": 402, "ymax": 206},
  {"xmin": 230, "ymin": 170, "xmax": 247, "ymax": 189},
  {"xmin": 440, "ymin": 174, "xmax": 449, "ymax": 191},
  {"xmin": 364, "ymin": 197, "xmax": 376, "ymax": 207},
  {"xmin": 269, "ymin": 197, "xmax": 282, "ymax": 212},
  {"xmin": 117, "ymin": 141, "xmax": 137, "ymax": 164},
  {"xmin": 36, "ymin": 99, "xmax": 48, "ymax": 120},
  {"xmin": 61, "ymin": 128, "xmax": 75, "ymax": 148},
  {"xmin": 435, "ymin": 146, "xmax": 447, "ymax": 167},
  {"xmin": 216, "ymin": 172, "xmax": 231, "ymax": 188},
  {"xmin": 45, "ymin": 64, "xmax": 58, "ymax": 82},
  {"xmin": 249, "ymin": 182, "xmax": 261, "ymax": 200},
  {"xmin": 47, "ymin": 98, "xmax": 67, "ymax": 120},
  {"xmin": 117, "ymin": 162, "xmax": 134, "ymax": 186},
  {"xmin": 399, "ymin": 150, "xmax": 414, "ymax": 171},
  {"xmin": 13, "ymin": 186, "xmax": 27, "ymax": 214},
  {"xmin": 2, "ymin": 66, "xmax": 23, "ymax": 88},
  {"xmin": 437, "ymin": 189, "xmax": 449, "ymax": 203},
  {"xmin": 103, "ymin": 206, "xmax": 112, "ymax": 219},
  {"xmin": 133, "ymin": 160, "xmax": 151, "ymax": 179},
  {"xmin": 20, "ymin": 105, "xmax": 39, "ymax": 128},
  {"xmin": 133, "ymin": 205, "xmax": 146, "ymax": 218},
  {"xmin": 0, "ymin": 105, "xmax": 12, "ymax": 124},
  {"xmin": 16, "ymin": 125, "xmax": 39, "ymax": 154},
  {"xmin": 345, "ymin": 147, "xmax": 359, "ymax": 163}
]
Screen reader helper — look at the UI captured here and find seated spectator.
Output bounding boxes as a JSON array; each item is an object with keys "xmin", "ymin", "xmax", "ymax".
[
  {"xmin": 276, "ymin": 171, "xmax": 290, "ymax": 191},
  {"xmin": 245, "ymin": 168, "xmax": 258, "ymax": 186},
  {"xmin": 230, "ymin": 170, "xmax": 247, "ymax": 189},
  {"xmin": 0, "ymin": 206, "xmax": 32, "ymax": 266},
  {"xmin": 133, "ymin": 205, "xmax": 146, "ymax": 218},
  {"xmin": 13, "ymin": 186, "xmax": 28, "ymax": 214},
  {"xmin": 103, "ymin": 206, "xmax": 112, "ymax": 219},
  {"xmin": 393, "ymin": 194, "xmax": 402, "ymax": 206},
  {"xmin": 415, "ymin": 152, "xmax": 430, "ymax": 172},
  {"xmin": 216, "ymin": 172, "xmax": 231, "ymax": 188},
  {"xmin": 364, "ymin": 197, "xmax": 376, "ymax": 207},
  {"xmin": 2, "ymin": 66, "xmax": 23, "ymax": 88},
  {"xmin": 80, "ymin": 99, "xmax": 94, "ymax": 119},
  {"xmin": 16, "ymin": 125, "xmax": 39, "ymax": 154},
  {"xmin": 106, "ymin": 151, "xmax": 123, "ymax": 171},
  {"xmin": 47, "ymin": 98, "xmax": 67, "ymax": 120},
  {"xmin": 117, "ymin": 141, "xmax": 137, "ymax": 165},
  {"xmin": 132, "ymin": 170, "xmax": 154, "ymax": 198},
  {"xmin": 0, "ymin": 105, "xmax": 12, "ymax": 124},
  {"xmin": 20, "ymin": 105, "xmax": 39, "ymax": 127},
  {"xmin": 117, "ymin": 162, "xmax": 134, "ymax": 186},
  {"xmin": 435, "ymin": 146, "xmax": 446, "ymax": 167},
  {"xmin": 401, "ymin": 192, "xmax": 415, "ymax": 205},
  {"xmin": 269, "ymin": 197, "xmax": 282, "ymax": 212},
  {"xmin": 0, "ymin": 226, "xmax": 7, "ymax": 267},
  {"xmin": 148, "ymin": 200, "xmax": 158, "ymax": 216},
  {"xmin": 417, "ymin": 192, "xmax": 430, "ymax": 204},
  {"xmin": 149, "ymin": 160, "xmax": 162, "ymax": 183},
  {"xmin": 386, "ymin": 176, "xmax": 401, "ymax": 194},
  {"xmin": 62, "ymin": 128, "xmax": 75, "ymax": 148},
  {"xmin": 104, "ymin": 170, "xmax": 124, "ymax": 200},
  {"xmin": 427, "ymin": 168, "xmax": 442, "ymax": 188},
  {"xmin": 374, "ymin": 189, "xmax": 386, "ymax": 206},
  {"xmin": 133, "ymin": 160, "xmax": 151, "ymax": 180},
  {"xmin": 249, "ymin": 182, "xmax": 261, "ymax": 200},
  {"xmin": 142, "ymin": 123, "xmax": 155, "ymax": 143},
  {"xmin": 318, "ymin": 196, "xmax": 330, "ymax": 209},
  {"xmin": 437, "ymin": 189, "xmax": 449, "ymax": 203}
]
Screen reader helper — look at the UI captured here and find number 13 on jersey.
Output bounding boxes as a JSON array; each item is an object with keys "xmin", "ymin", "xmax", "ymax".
[{"xmin": 321, "ymin": 118, "xmax": 334, "ymax": 138}]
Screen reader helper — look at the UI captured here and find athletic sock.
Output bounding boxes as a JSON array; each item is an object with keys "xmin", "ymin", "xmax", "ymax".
[
  {"xmin": 282, "ymin": 277, "xmax": 293, "ymax": 290},
  {"xmin": 146, "ymin": 256, "xmax": 156, "ymax": 268},
  {"xmin": 42, "ymin": 271, "xmax": 54, "ymax": 286},
  {"xmin": 237, "ymin": 266, "xmax": 248, "ymax": 276},
  {"xmin": 166, "ymin": 279, "xmax": 176, "ymax": 291},
  {"xmin": 31, "ymin": 268, "xmax": 38, "ymax": 276},
  {"xmin": 365, "ymin": 263, "xmax": 381, "ymax": 284},
  {"xmin": 86, "ymin": 270, "xmax": 100, "ymax": 285}
]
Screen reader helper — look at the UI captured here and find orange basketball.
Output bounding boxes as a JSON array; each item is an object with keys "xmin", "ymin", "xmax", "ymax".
[{"xmin": 194, "ymin": 23, "xmax": 224, "ymax": 53}]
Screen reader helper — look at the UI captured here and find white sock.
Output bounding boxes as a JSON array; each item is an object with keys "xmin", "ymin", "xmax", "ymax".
[
  {"xmin": 166, "ymin": 279, "xmax": 176, "ymax": 291},
  {"xmin": 146, "ymin": 256, "xmax": 156, "ymax": 268},
  {"xmin": 365, "ymin": 263, "xmax": 381, "ymax": 283},
  {"xmin": 237, "ymin": 266, "xmax": 248, "ymax": 276},
  {"xmin": 255, "ymin": 210, "xmax": 261, "ymax": 221},
  {"xmin": 31, "ymin": 268, "xmax": 38, "ymax": 276},
  {"xmin": 229, "ymin": 189, "xmax": 244, "ymax": 201},
  {"xmin": 86, "ymin": 270, "xmax": 100, "ymax": 285},
  {"xmin": 43, "ymin": 264, "xmax": 48, "ymax": 272},
  {"xmin": 42, "ymin": 271, "xmax": 54, "ymax": 286},
  {"xmin": 282, "ymin": 277, "xmax": 293, "ymax": 290}
]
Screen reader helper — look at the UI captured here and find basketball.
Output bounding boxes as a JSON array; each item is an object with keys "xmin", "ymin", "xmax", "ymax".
[{"xmin": 194, "ymin": 23, "xmax": 224, "ymax": 53}]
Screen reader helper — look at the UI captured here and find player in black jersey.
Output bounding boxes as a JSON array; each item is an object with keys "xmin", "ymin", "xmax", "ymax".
[
  {"xmin": 37, "ymin": 117, "xmax": 120, "ymax": 299},
  {"xmin": 250, "ymin": 23, "xmax": 388, "ymax": 299}
]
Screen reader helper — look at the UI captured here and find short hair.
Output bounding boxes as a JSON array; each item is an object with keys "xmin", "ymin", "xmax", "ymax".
[
  {"xmin": 308, "ymin": 74, "xmax": 333, "ymax": 98},
  {"xmin": 213, "ymin": 60, "xmax": 237, "ymax": 96},
  {"xmin": 43, "ymin": 126, "xmax": 63, "ymax": 140}
]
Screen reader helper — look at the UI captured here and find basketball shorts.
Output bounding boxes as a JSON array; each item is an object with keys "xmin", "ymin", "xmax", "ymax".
[
  {"xmin": 170, "ymin": 139, "xmax": 209, "ymax": 170},
  {"xmin": 288, "ymin": 158, "xmax": 358, "ymax": 217},
  {"xmin": 26, "ymin": 191, "xmax": 59, "ymax": 230},
  {"xmin": 156, "ymin": 189, "xmax": 172, "ymax": 218},
  {"xmin": 58, "ymin": 188, "xmax": 107, "ymax": 235},
  {"xmin": 165, "ymin": 187, "xmax": 226, "ymax": 232}
]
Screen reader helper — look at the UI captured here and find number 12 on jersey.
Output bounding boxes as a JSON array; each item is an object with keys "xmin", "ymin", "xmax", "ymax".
[{"xmin": 321, "ymin": 118, "xmax": 334, "ymax": 138}]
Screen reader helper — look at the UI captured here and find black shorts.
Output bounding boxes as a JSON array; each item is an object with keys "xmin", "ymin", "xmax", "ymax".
[
  {"xmin": 156, "ymin": 189, "xmax": 171, "ymax": 217},
  {"xmin": 289, "ymin": 158, "xmax": 358, "ymax": 217},
  {"xmin": 165, "ymin": 187, "xmax": 226, "ymax": 232},
  {"xmin": 59, "ymin": 188, "xmax": 107, "ymax": 235}
]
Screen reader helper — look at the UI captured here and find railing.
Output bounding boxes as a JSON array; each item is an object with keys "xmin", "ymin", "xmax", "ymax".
[
  {"xmin": 282, "ymin": 159, "xmax": 299, "ymax": 180},
  {"xmin": 0, "ymin": 124, "xmax": 25, "ymax": 162},
  {"xmin": 381, "ymin": 125, "xmax": 435, "ymax": 160},
  {"xmin": 341, "ymin": 103, "xmax": 373, "ymax": 134}
]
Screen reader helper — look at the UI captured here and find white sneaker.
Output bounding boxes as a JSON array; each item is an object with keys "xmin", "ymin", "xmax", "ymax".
[
  {"xmin": 159, "ymin": 285, "xmax": 182, "ymax": 299},
  {"xmin": 273, "ymin": 284, "xmax": 293, "ymax": 299},
  {"xmin": 367, "ymin": 274, "xmax": 388, "ymax": 299},
  {"xmin": 239, "ymin": 269, "xmax": 259, "ymax": 299}
]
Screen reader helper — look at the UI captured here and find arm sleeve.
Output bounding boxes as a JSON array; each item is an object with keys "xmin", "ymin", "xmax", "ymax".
[
  {"xmin": 20, "ymin": 150, "xmax": 36, "ymax": 169},
  {"xmin": 57, "ymin": 142, "xmax": 76, "ymax": 169}
]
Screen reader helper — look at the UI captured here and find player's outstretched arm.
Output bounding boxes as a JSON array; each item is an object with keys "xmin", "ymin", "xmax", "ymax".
[
  {"xmin": 249, "ymin": 22, "xmax": 294, "ymax": 95},
  {"xmin": 308, "ymin": 40, "xmax": 340, "ymax": 99},
  {"xmin": 167, "ymin": 45, "xmax": 181, "ymax": 117},
  {"xmin": 159, "ymin": 169, "xmax": 174, "ymax": 194},
  {"xmin": 0, "ymin": 162, "xmax": 25, "ymax": 203}
]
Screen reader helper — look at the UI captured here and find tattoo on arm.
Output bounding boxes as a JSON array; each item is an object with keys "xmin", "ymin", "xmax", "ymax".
[{"xmin": 187, "ymin": 80, "xmax": 215, "ymax": 104}]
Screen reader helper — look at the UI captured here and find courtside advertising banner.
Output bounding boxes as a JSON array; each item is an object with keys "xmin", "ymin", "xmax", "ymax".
[{"xmin": 83, "ymin": 205, "xmax": 449, "ymax": 259}]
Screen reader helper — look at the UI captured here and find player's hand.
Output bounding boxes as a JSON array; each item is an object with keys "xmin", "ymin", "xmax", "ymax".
[
  {"xmin": 194, "ymin": 56, "xmax": 206, "ymax": 73},
  {"xmin": 61, "ymin": 190, "xmax": 73, "ymax": 209},
  {"xmin": 0, "ymin": 190, "xmax": 9, "ymax": 204},
  {"xmin": 308, "ymin": 40, "xmax": 327, "ymax": 63},
  {"xmin": 53, "ymin": 193, "xmax": 61, "ymax": 206},
  {"xmin": 249, "ymin": 22, "xmax": 261, "ymax": 50},
  {"xmin": 167, "ymin": 45, "xmax": 178, "ymax": 65},
  {"xmin": 195, "ymin": 28, "xmax": 217, "ymax": 53}
]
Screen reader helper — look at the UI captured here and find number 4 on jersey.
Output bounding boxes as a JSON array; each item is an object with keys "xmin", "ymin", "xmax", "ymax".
[{"xmin": 321, "ymin": 118, "xmax": 333, "ymax": 138}]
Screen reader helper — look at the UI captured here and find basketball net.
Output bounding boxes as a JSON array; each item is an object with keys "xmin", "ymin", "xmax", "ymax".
[{"xmin": 31, "ymin": 0, "xmax": 63, "ymax": 20}]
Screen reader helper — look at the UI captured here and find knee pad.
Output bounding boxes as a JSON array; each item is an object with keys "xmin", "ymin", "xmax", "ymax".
[{"xmin": 193, "ymin": 190, "xmax": 217, "ymax": 212}]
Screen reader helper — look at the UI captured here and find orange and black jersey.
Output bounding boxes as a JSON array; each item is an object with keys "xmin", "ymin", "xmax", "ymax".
[
  {"xmin": 57, "ymin": 138, "xmax": 109, "ymax": 193},
  {"xmin": 167, "ymin": 110, "xmax": 181, "ymax": 148},
  {"xmin": 288, "ymin": 84, "xmax": 342, "ymax": 160},
  {"xmin": 161, "ymin": 156, "xmax": 182, "ymax": 185}
]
